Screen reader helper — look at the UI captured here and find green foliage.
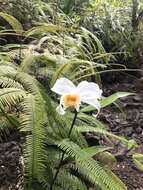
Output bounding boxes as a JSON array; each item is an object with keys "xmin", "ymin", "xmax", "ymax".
[
  {"xmin": 81, "ymin": 92, "xmax": 134, "ymax": 112},
  {"xmin": 0, "ymin": 62, "xmax": 131, "ymax": 190},
  {"xmin": 59, "ymin": 0, "xmax": 89, "ymax": 15},
  {"xmin": 0, "ymin": 12, "xmax": 23, "ymax": 34},
  {"xmin": 133, "ymin": 153, "xmax": 143, "ymax": 172},
  {"xmin": 58, "ymin": 139, "xmax": 126, "ymax": 190},
  {"xmin": 86, "ymin": 0, "xmax": 143, "ymax": 65},
  {"xmin": 0, "ymin": 1, "xmax": 139, "ymax": 190},
  {"xmin": 0, "ymin": 64, "xmax": 48, "ymax": 187},
  {"xmin": 0, "ymin": 0, "xmax": 38, "ymax": 27}
]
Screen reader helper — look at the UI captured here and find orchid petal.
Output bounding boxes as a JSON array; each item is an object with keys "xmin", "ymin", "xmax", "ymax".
[
  {"xmin": 51, "ymin": 78, "xmax": 76, "ymax": 95},
  {"xmin": 75, "ymin": 103, "xmax": 80, "ymax": 112},
  {"xmin": 77, "ymin": 81, "xmax": 102, "ymax": 100},
  {"xmin": 56, "ymin": 105, "xmax": 65, "ymax": 115},
  {"xmin": 52, "ymin": 78, "xmax": 103, "ymax": 115},
  {"xmin": 56, "ymin": 96, "xmax": 66, "ymax": 115},
  {"xmin": 81, "ymin": 98, "xmax": 101, "ymax": 116}
]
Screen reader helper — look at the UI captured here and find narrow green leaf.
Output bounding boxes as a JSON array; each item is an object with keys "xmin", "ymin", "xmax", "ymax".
[
  {"xmin": 81, "ymin": 92, "xmax": 134, "ymax": 112},
  {"xmin": 133, "ymin": 153, "xmax": 143, "ymax": 172},
  {"xmin": 25, "ymin": 25, "xmax": 75, "ymax": 37},
  {"xmin": 83, "ymin": 146, "xmax": 112, "ymax": 157},
  {"xmin": 0, "ymin": 12, "xmax": 23, "ymax": 34},
  {"xmin": 101, "ymin": 92, "xmax": 134, "ymax": 108}
]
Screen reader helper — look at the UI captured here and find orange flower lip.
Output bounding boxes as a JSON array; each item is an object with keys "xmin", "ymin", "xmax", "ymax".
[{"xmin": 63, "ymin": 94, "xmax": 80, "ymax": 108}]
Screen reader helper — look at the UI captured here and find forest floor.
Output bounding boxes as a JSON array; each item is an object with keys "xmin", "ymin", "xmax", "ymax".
[
  {"xmin": 0, "ymin": 133, "xmax": 23, "ymax": 190},
  {"xmin": 100, "ymin": 73, "xmax": 143, "ymax": 190},
  {"xmin": 0, "ymin": 72, "xmax": 143, "ymax": 190}
]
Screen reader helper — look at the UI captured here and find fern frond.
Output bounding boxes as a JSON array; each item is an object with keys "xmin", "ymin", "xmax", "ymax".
[
  {"xmin": 0, "ymin": 88, "xmax": 26, "ymax": 108},
  {"xmin": 0, "ymin": 65, "xmax": 17, "ymax": 76},
  {"xmin": 76, "ymin": 125, "xmax": 129, "ymax": 145},
  {"xmin": 22, "ymin": 94, "xmax": 47, "ymax": 186},
  {"xmin": 45, "ymin": 109, "xmax": 88, "ymax": 148},
  {"xmin": 0, "ymin": 116, "xmax": 12, "ymax": 140},
  {"xmin": 58, "ymin": 139, "xmax": 127, "ymax": 190},
  {"xmin": 0, "ymin": 76, "xmax": 24, "ymax": 89},
  {"xmin": 56, "ymin": 170, "xmax": 87, "ymax": 190},
  {"xmin": 78, "ymin": 113, "xmax": 106, "ymax": 128}
]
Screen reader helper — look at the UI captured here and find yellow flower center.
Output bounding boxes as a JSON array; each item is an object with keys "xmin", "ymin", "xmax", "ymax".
[{"xmin": 63, "ymin": 94, "xmax": 80, "ymax": 108}]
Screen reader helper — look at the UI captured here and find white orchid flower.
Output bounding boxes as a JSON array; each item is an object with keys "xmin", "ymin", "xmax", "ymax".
[{"xmin": 51, "ymin": 78, "xmax": 102, "ymax": 115}]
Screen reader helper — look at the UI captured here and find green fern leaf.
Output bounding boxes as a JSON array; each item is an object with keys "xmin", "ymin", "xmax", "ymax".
[{"xmin": 58, "ymin": 139, "xmax": 127, "ymax": 190}]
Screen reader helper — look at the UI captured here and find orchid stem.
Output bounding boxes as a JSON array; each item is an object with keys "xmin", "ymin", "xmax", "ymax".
[{"xmin": 50, "ymin": 111, "xmax": 78, "ymax": 190}]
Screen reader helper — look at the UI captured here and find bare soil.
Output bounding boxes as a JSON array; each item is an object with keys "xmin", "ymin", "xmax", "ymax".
[
  {"xmin": 100, "ymin": 74, "xmax": 143, "ymax": 190},
  {"xmin": 0, "ymin": 132, "xmax": 23, "ymax": 190}
]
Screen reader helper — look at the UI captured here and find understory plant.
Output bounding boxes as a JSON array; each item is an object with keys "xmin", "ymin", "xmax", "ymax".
[
  {"xmin": 82, "ymin": 0, "xmax": 143, "ymax": 66},
  {"xmin": 0, "ymin": 6, "xmax": 139, "ymax": 190},
  {"xmin": 0, "ymin": 60, "xmax": 136, "ymax": 190}
]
